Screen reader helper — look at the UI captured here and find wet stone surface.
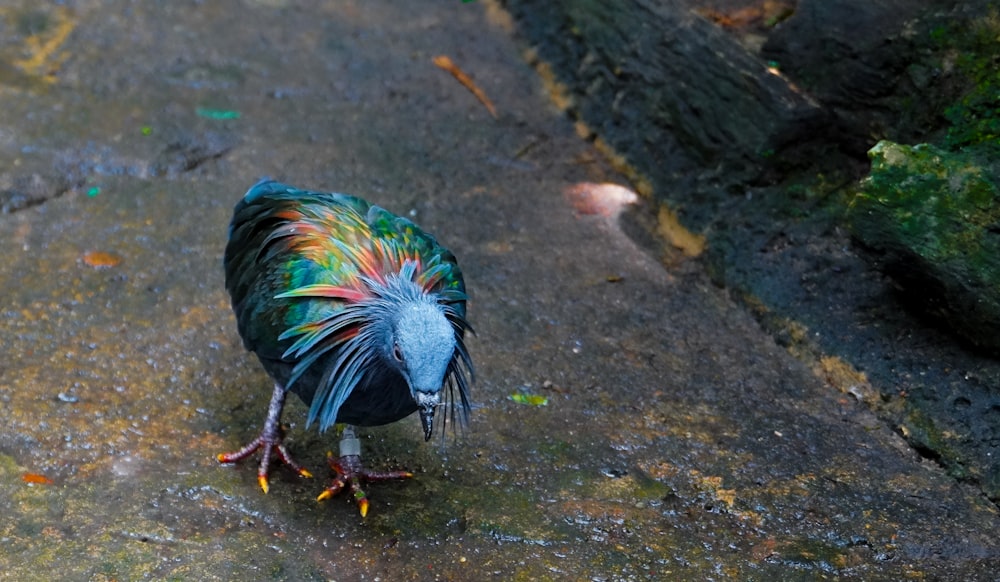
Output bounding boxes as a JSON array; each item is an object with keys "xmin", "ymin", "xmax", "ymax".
[{"xmin": 1, "ymin": 1, "xmax": 999, "ymax": 580}]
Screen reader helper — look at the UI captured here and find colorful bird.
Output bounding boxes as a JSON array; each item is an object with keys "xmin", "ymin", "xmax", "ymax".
[{"xmin": 217, "ymin": 180, "xmax": 474, "ymax": 516}]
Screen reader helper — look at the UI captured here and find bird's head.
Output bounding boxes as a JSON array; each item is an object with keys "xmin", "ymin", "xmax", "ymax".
[{"xmin": 388, "ymin": 301, "xmax": 456, "ymax": 440}]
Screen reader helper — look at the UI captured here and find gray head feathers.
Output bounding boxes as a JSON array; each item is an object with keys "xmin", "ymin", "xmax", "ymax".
[{"xmin": 286, "ymin": 267, "xmax": 474, "ymax": 435}]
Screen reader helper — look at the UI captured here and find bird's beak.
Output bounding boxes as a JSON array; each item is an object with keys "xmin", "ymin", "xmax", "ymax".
[{"xmin": 415, "ymin": 391, "xmax": 439, "ymax": 441}]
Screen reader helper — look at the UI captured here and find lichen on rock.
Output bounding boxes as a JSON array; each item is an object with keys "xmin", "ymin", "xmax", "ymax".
[{"xmin": 849, "ymin": 140, "xmax": 1000, "ymax": 352}]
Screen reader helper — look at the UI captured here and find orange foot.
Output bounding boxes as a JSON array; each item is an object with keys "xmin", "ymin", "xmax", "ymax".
[
  {"xmin": 316, "ymin": 426, "xmax": 412, "ymax": 517},
  {"xmin": 216, "ymin": 382, "xmax": 312, "ymax": 493}
]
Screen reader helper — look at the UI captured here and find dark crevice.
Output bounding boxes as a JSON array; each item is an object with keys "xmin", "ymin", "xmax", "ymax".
[
  {"xmin": 0, "ymin": 134, "xmax": 237, "ymax": 216},
  {"xmin": 0, "ymin": 176, "xmax": 80, "ymax": 215},
  {"xmin": 152, "ymin": 137, "xmax": 234, "ymax": 176},
  {"xmin": 899, "ymin": 432, "xmax": 998, "ymax": 512},
  {"xmin": 902, "ymin": 433, "xmax": 944, "ymax": 465}
]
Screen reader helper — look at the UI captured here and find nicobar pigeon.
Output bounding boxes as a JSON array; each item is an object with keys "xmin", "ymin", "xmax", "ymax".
[{"xmin": 217, "ymin": 180, "xmax": 474, "ymax": 516}]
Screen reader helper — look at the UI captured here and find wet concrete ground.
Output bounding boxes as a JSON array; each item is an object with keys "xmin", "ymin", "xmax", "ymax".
[{"xmin": 1, "ymin": 1, "xmax": 999, "ymax": 580}]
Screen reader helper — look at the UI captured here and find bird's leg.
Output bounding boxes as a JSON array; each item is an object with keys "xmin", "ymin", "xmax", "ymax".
[
  {"xmin": 217, "ymin": 382, "xmax": 313, "ymax": 493},
  {"xmin": 317, "ymin": 425, "xmax": 413, "ymax": 517}
]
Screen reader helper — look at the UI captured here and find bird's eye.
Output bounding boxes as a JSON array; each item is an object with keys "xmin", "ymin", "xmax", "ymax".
[{"xmin": 392, "ymin": 343, "xmax": 404, "ymax": 362}]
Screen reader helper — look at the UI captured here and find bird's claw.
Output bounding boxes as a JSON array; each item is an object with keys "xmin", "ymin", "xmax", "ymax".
[
  {"xmin": 217, "ymin": 430, "xmax": 312, "ymax": 493},
  {"xmin": 316, "ymin": 451, "xmax": 412, "ymax": 517}
]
